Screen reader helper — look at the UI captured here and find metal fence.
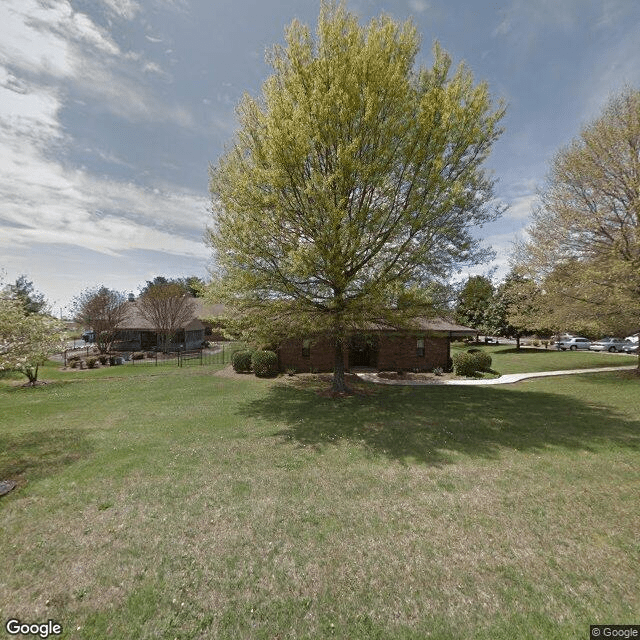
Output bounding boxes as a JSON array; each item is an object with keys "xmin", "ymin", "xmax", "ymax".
[{"xmin": 62, "ymin": 342, "xmax": 245, "ymax": 369}]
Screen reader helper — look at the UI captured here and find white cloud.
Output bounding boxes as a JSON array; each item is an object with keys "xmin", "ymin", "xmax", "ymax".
[
  {"xmin": 0, "ymin": 0, "xmax": 192, "ymax": 128},
  {"xmin": 0, "ymin": 60, "xmax": 208, "ymax": 262},
  {"xmin": 100, "ymin": 0, "xmax": 142, "ymax": 20},
  {"xmin": 408, "ymin": 0, "xmax": 430, "ymax": 13}
]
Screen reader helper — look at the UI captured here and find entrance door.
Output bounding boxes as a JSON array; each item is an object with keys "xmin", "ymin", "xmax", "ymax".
[{"xmin": 349, "ymin": 334, "xmax": 378, "ymax": 368}]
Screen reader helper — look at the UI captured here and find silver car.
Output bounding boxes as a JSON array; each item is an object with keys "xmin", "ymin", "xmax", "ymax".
[
  {"xmin": 589, "ymin": 337, "xmax": 631, "ymax": 353},
  {"xmin": 556, "ymin": 337, "xmax": 591, "ymax": 351}
]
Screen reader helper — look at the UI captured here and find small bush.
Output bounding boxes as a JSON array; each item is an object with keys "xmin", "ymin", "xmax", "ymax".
[
  {"xmin": 67, "ymin": 354, "xmax": 81, "ymax": 363},
  {"xmin": 86, "ymin": 357, "xmax": 99, "ymax": 369},
  {"xmin": 453, "ymin": 351, "xmax": 492, "ymax": 376},
  {"xmin": 98, "ymin": 355, "xmax": 109, "ymax": 365},
  {"xmin": 453, "ymin": 352, "xmax": 478, "ymax": 377},
  {"xmin": 232, "ymin": 350, "xmax": 253, "ymax": 373},
  {"xmin": 132, "ymin": 352, "xmax": 145, "ymax": 360},
  {"xmin": 433, "ymin": 367, "xmax": 443, "ymax": 376},
  {"xmin": 251, "ymin": 350, "xmax": 279, "ymax": 377},
  {"xmin": 474, "ymin": 351, "xmax": 492, "ymax": 372},
  {"xmin": 69, "ymin": 360, "xmax": 79, "ymax": 369}
]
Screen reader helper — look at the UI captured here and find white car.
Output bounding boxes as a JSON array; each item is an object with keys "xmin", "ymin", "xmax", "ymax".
[
  {"xmin": 589, "ymin": 337, "xmax": 631, "ymax": 353},
  {"xmin": 556, "ymin": 337, "xmax": 591, "ymax": 351}
]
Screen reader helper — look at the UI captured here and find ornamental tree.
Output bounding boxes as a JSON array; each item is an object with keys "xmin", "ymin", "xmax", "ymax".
[
  {"xmin": 73, "ymin": 287, "xmax": 130, "ymax": 354},
  {"xmin": 207, "ymin": 2, "xmax": 505, "ymax": 392},
  {"xmin": 0, "ymin": 296, "xmax": 65, "ymax": 385},
  {"xmin": 137, "ymin": 283, "xmax": 196, "ymax": 352}
]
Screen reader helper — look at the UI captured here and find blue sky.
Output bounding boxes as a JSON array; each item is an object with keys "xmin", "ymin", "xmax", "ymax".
[{"xmin": 1, "ymin": 0, "xmax": 639, "ymax": 315}]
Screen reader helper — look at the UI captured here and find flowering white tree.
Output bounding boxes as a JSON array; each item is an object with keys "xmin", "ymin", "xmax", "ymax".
[{"xmin": 0, "ymin": 297, "xmax": 66, "ymax": 385}]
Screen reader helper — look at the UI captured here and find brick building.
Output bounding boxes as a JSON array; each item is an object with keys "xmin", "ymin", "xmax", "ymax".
[{"xmin": 278, "ymin": 318, "xmax": 477, "ymax": 373}]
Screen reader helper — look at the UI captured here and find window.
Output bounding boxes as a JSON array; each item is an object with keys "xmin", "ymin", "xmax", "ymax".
[
  {"xmin": 302, "ymin": 338, "xmax": 311, "ymax": 358},
  {"xmin": 416, "ymin": 338, "xmax": 425, "ymax": 357}
]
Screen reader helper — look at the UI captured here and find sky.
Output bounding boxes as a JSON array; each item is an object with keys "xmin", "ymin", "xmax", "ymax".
[{"xmin": 1, "ymin": 0, "xmax": 639, "ymax": 316}]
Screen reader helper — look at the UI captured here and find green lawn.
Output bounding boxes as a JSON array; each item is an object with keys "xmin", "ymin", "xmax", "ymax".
[
  {"xmin": 452, "ymin": 343, "xmax": 635, "ymax": 374},
  {"xmin": 1, "ymin": 358, "xmax": 639, "ymax": 639}
]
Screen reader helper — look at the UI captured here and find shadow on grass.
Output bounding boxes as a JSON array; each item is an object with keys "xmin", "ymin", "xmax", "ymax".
[
  {"xmin": 0, "ymin": 428, "xmax": 94, "ymax": 487},
  {"xmin": 238, "ymin": 381, "xmax": 640, "ymax": 466}
]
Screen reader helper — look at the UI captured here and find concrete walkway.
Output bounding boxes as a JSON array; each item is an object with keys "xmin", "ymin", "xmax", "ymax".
[{"xmin": 355, "ymin": 365, "xmax": 637, "ymax": 386}]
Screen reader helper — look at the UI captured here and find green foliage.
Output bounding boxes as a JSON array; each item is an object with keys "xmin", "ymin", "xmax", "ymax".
[
  {"xmin": 4, "ymin": 275, "xmax": 47, "ymax": 314},
  {"xmin": 86, "ymin": 357, "xmax": 99, "ymax": 369},
  {"xmin": 452, "ymin": 350, "xmax": 492, "ymax": 376},
  {"xmin": 515, "ymin": 88, "xmax": 640, "ymax": 341},
  {"xmin": 207, "ymin": 2, "xmax": 505, "ymax": 392},
  {"xmin": 452, "ymin": 352, "xmax": 477, "ymax": 377},
  {"xmin": 232, "ymin": 350, "xmax": 254, "ymax": 373},
  {"xmin": 455, "ymin": 275, "xmax": 495, "ymax": 330},
  {"xmin": 0, "ymin": 296, "xmax": 65, "ymax": 384},
  {"xmin": 251, "ymin": 350, "xmax": 279, "ymax": 377},
  {"xmin": 472, "ymin": 350, "xmax": 492, "ymax": 372}
]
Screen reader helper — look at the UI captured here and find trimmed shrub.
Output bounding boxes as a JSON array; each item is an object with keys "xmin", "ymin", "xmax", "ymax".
[
  {"xmin": 474, "ymin": 351, "xmax": 492, "ymax": 372},
  {"xmin": 132, "ymin": 352, "xmax": 145, "ymax": 360},
  {"xmin": 251, "ymin": 350, "xmax": 279, "ymax": 377},
  {"xmin": 86, "ymin": 357, "xmax": 99, "ymax": 369},
  {"xmin": 98, "ymin": 355, "xmax": 109, "ymax": 365},
  {"xmin": 453, "ymin": 352, "xmax": 478, "ymax": 377},
  {"xmin": 232, "ymin": 350, "xmax": 253, "ymax": 373},
  {"xmin": 453, "ymin": 351, "xmax": 492, "ymax": 376}
]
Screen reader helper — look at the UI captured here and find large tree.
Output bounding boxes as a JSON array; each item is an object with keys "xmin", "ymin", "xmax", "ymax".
[
  {"xmin": 0, "ymin": 296, "xmax": 65, "ymax": 385},
  {"xmin": 207, "ymin": 2, "xmax": 505, "ymax": 392},
  {"xmin": 516, "ymin": 87, "xmax": 640, "ymax": 367},
  {"xmin": 137, "ymin": 283, "xmax": 196, "ymax": 352},
  {"xmin": 483, "ymin": 269, "xmax": 551, "ymax": 349},
  {"xmin": 4, "ymin": 275, "xmax": 47, "ymax": 315},
  {"xmin": 454, "ymin": 275, "xmax": 494, "ymax": 332},
  {"xmin": 73, "ymin": 287, "xmax": 130, "ymax": 354}
]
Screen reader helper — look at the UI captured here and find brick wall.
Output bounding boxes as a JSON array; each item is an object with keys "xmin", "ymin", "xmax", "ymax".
[
  {"xmin": 377, "ymin": 333, "xmax": 448, "ymax": 371},
  {"xmin": 278, "ymin": 335, "xmax": 346, "ymax": 373},
  {"xmin": 279, "ymin": 332, "xmax": 449, "ymax": 372}
]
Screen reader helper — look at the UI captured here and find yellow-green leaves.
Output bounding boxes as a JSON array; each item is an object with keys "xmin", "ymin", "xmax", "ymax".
[{"xmin": 207, "ymin": 0, "xmax": 504, "ymax": 344}]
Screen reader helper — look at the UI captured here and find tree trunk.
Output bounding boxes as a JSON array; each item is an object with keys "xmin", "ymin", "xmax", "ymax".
[
  {"xmin": 331, "ymin": 335, "xmax": 348, "ymax": 394},
  {"xmin": 516, "ymin": 334, "xmax": 521, "ymax": 350}
]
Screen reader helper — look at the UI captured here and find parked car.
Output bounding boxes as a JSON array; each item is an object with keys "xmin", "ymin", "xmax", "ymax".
[
  {"xmin": 589, "ymin": 337, "xmax": 631, "ymax": 353},
  {"xmin": 556, "ymin": 337, "xmax": 591, "ymax": 351},
  {"xmin": 622, "ymin": 342, "xmax": 639, "ymax": 354}
]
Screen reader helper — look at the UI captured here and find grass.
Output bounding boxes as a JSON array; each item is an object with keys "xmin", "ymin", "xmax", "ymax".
[
  {"xmin": 0, "ymin": 355, "xmax": 639, "ymax": 639},
  {"xmin": 452, "ymin": 343, "xmax": 635, "ymax": 375}
]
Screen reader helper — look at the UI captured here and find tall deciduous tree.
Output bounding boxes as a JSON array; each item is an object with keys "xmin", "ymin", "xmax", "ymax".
[
  {"xmin": 0, "ymin": 296, "xmax": 65, "ymax": 385},
  {"xmin": 454, "ymin": 275, "xmax": 494, "ymax": 332},
  {"xmin": 484, "ymin": 269, "xmax": 549, "ymax": 349},
  {"xmin": 516, "ymin": 87, "xmax": 640, "ymax": 368},
  {"xmin": 73, "ymin": 287, "xmax": 130, "ymax": 354},
  {"xmin": 4, "ymin": 276, "xmax": 47, "ymax": 315},
  {"xmin": 207, "ymin": 2, "xmax": 505, "ymax": 392},
  {"xmin": 137, "ymin": 283, "xmax": 196, "ymax": 352}
]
